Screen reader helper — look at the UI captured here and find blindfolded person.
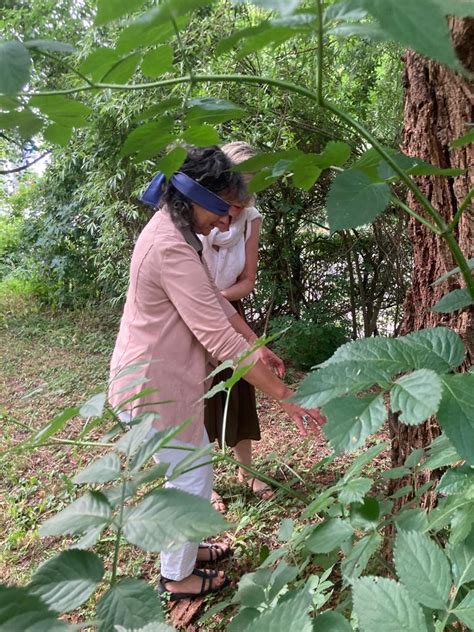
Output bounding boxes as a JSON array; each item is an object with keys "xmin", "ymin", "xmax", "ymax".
[{"xmin": 108, "ymin": 145, "xmax": 324, "ymax": 601}]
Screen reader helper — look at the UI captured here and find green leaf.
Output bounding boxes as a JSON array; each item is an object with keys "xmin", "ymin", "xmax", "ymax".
[
  {"xmin": 278, "ymin": 518, "xmax": 294, "ymax": 542},
  {"xmin": 404, "ymin": 447, "xmax": 425, "ymax": 468},
  {"xmin": 267, "ymin": 561, "xmax": 299, "ymax": 601},
  {"xmin": 329, "ymin": 22, "xmax": 389, "ymax": 41},
  {"xmin": 115, "ymin": 413, "xmax": 157, "ymax": 457},
  {"xmin": 154, "ymin": 146, "xmax": 187, "ymax": 179},
  {"xmin": 122, "ymin": 487, "xmax": 226, "ymax": 551},
  {"xmin": 338, "ymin": 477, "xmax": 373, "ymax": 504},
  {"xmin": 183, "ymin": 124, "xmax": 220, "ymax": 146},
  {"xmin": 394, "ymin": 508, "xmax": 428, "ymax": 532},
  {"xmin": 390, "ymin": 369, "xmax": 443, "ymax": 425},
  {"xmin": 129, "ymin": 426, "xmax": 184, "ymax": 471},
  {"xmin": 341, "ymin": 532, "xmax": 382, "ymax": 583},
  {"xmin": 80, "ymin": 392, "xmax": 107, "ymax": 418},
  {"xmin": 451, "ymin": 591, "xmax": 474, "ymax": 629},
  {"xmin": 247, "ymin": 169, "xmax": 279, "ymax": 193},
  {"xmin": 0, "ymin": 40, "xmax": 30, "ymax": 95},
  {"xmin": 141, "ymin": 44, "xmax": 174, "ymax": 77},
  {"xmin": 96, "ymin": 579, "xmax": 164, "ymax": 632},
  {"xmin": 451, "ymin": 128, "xmax": 474, "ymax": 148},
  {"xmin": 432, "ymin": 288, "xmax": 473, "ymax": 313},
  {"xmin": 318, "ymin": 141, "xmax": 352, "ymax": 167},
  {"xmin": 326, "ymin": 169, "xmax": 391, "ymax": 231},
  {"xmin": 428, "ymin": 494, "xmax": 473, "ymax": 533},
  {"xmin": 95, "ymin": 0, "xmax": 149, "ymax": 26},
  {"xmin": 74, "ymin": 452, "xmax": 122, "ymax": 484},
  {"xmin": 448, "ymin": 528, "xmax": 474, "ymax": 586},
  {"xmin": 74, "ymin": 525, "xmax": 105, "ymax": 549},
  {"xmin": 352, "ymin": 576, "xmax": 428, "ymax": 632},
  {"xmin": 78, "ymin": 48, "xmax": 121, "ymax": 82},
  {"xmin": 306, "ymin": 518, "xmax": 354, "ymax": 554},
  {"xmin": 394, "ymin": 531, "xmax": 451, "ymax": 609},
  {"xmin": 102, "ymin": 53, "xmax": 141, "ymax": 83},
  {"xmin": 423, "ymin": 433, "xmax": 461, "ymax": 470},
  {"xmin": 28, "ymin": 550, "xmax": 103, "ymax": 613},
  {"xmin": 0, "ymin": 585, "xmax": 71, "ymax": 631},
  {"xmin": 120, "ymin": 118, "xmax": 175, "ymax": 161},
  {"xmin": 381, "ymin": 466, "xmax": 410, "ymax": 480},
  {"xmin": 233, "ymin": 569, "xmax": 271, "ymax": 607},
  {"xmin": 24, "ymin": 40, "xmax": 76, "ymax": 53},
  {"xmin": 433, "ymin": 0, "xmax": 474, "ymax": 16},
  {"xmin": 43, "ymin": 123, "xmax": 73, "ymax": 146},
  {"xmin": 0, "ymin": 109, "xmax": 43, "ymax": 138},
  {"xmin": 438, "ymin": 374, "xmax": 474, "ymax": 465},
  {"xmin": 438, "ymin": 465, "xmax": 474, "ymax": 496},
  {"xmin": 29, "ymin": 96, "xmax": 92, "ymax": 127},
  {"xmin": 29, "ymin": 407, "xmax": 79, "ymax": 445},
  {"xmin": 234, "ymin": 0, "xmax": 302, "ymax": 15},
  {"xmin": 349, "ymin": 497, "xmax": 380, "ymax": 530},
  {"xmin": 185, "ymin": 97, "xmax": 246, "ymax": 125},
  {"xmin": 134, "ymin": 97, "xmax": 182, "ymax": 122},
  {"xmin": 363, "ymin": 0, "xmax": 463, "ymax": 73},
  {"xmin": 432, "ymin": 258, "xmax": 474, "ymax": 286},
  {"xmin": 322, "ymin": 393, "xmax": 387, "ymax": 454},
  {"xmin": 291, "ymin": 155, "xmax": 322, "ymax": 190},
  {"xmin": 116, "ymin": 15, "xmax": 190, "ymax": 54},
  {"xmin": 450, "ymin": 505, "xmax": 474, "ymax": 545},
  {"xmin": 344, "ymin": 443, "xmax": 388, "ymax": 480},
  {"xmin": 313, "ymin": 611, "xmax": 353, "ymax": 632},
  {"xmin": 245, "ymin": 587, "xmax": 314, "ymax": 632},
  {"xmin": 39, "ymin": 491, "xmax": 112, "ymax": 537}
]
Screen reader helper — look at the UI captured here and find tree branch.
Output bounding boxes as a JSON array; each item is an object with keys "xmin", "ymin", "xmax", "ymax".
[{"xmin": 0, "ymin": 151, "xmax": 51, "ymax": 174}]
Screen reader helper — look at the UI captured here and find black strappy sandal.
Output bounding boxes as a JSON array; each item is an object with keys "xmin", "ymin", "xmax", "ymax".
[
  {"xmin": 196, "ymin": 542, "xmax": 233, "ymax": 567},
  {"xmin": 158, "ymin": 568, "xmax": 229, "ymax": 601}
]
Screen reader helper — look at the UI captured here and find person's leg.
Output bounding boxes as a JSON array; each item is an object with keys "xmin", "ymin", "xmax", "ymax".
[
  {"xmin": 234, "ymin": 439, "xmax": 274, "ymax": 500},
  {"xmin": 155, "ymin": 430, "xmax": 228, "ymax": 593}
]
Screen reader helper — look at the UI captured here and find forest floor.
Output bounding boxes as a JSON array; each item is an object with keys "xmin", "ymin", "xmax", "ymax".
[{"xmin": 0, "ymin": 308, "xmax": 391, "ymax": 630}]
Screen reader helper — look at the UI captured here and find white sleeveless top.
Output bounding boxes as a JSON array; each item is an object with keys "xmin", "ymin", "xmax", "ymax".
[{"xmin": 200, "ymin": 206, "xmax": 262, "ymax": 291}]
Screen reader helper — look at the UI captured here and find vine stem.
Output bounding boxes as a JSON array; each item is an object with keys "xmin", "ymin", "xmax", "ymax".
[
  {"xmin": 391, "ymin": 196, "xmax": 440, "ymax": 234},
  {"xmin": 111, "ymin": 477, "xmax": 128, "ymax": 585},
  {"xmin": 448, "ymin": 187, "xmax": 474, "ymax": 231}
]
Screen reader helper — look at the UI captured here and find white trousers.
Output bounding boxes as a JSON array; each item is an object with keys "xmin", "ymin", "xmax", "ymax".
[{"xmin": 154, "ymin": 429, "xmax": 213, "ymax": 580}]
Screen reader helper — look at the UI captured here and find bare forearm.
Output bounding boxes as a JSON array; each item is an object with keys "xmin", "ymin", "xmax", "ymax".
[
  {"xmin": 243, "ymin": 359, "xmax": 292, "ymax": 401},
  {"xmin": 221, "ymin": 278, "xmax": 254, "ymax": 302}
]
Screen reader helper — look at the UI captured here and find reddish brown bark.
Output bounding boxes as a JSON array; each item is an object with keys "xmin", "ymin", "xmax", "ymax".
[{"xmin": 389, "ymin": 18, "xmax": 474, "ymax": 504}]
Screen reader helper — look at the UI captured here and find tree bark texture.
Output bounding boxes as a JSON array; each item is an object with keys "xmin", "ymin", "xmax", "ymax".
[{"xmin": 389, "ymin": 17, "xmax": 474, "ymax": 507}]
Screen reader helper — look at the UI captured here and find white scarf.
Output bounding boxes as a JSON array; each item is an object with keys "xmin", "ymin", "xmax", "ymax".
[{"xmin": 200, "ymin": 206, "xmax": 262, "ymax": 291}]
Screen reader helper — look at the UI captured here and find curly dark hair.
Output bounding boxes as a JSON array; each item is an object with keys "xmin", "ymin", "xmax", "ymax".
[{"xmin": 160, "ymin": 145, "xmax": 245, "ymax": 230}]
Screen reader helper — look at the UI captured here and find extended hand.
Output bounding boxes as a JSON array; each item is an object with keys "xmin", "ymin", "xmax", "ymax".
[
  {"xmin": 258, "ymin": 346, "xmax": 285, "ymax": 378},
  {"xmin": 280, "ymin": 402, "xmax": 326, "ymax": 437}
]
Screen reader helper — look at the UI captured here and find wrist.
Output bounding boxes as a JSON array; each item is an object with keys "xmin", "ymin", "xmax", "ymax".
[{"xmin": 277, "ymin": 385, "xmax": 293, "ymax": 402}]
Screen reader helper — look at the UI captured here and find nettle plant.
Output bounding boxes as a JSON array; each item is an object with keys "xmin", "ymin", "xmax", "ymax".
[{"xmin": 1, "ymin": 0, "xmax": 474, "ymax": 630}]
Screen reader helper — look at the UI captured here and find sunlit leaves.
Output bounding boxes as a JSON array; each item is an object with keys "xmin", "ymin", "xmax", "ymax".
[
  {"xmin": 120, "ymin": 118, "xmax": 175, "ymax": 162},
  {"xmin": 322, "ymin": 393, "xmax": 387, "ymax": 453},
  {"xmin": 432, "ymin": 288, "xmax": 473, "ymax": 313},
  {"xmin": 141, "ymin": 45, "xmax": 174, "ymax": 77},
  {"xmin": 28, "ymin": 550, "xmax": 103, "ymax": 613},
  {"xmin": 352, "ymin": 576, "xmax": 428, "ymax": 632},
  {"xmin": 43, "ymin": 123, "xmax": 73, "ymax": 146},
  {"xmin": 390, "ymin": 369, "xmax": 443, "ymax": 424},
  {"xmin": 0, "ymin": 40, "xmax": 30, "ymax": 95},
  {"xmin": 95, "ymin": 0, "xmax": 149, "ymax": 26},
  {"xmin": 29, "ymin": 96, "xmax": 92, "ymax": 127},
  {"xmin": 154, "ymin": 146, "xmax": 187, "ymax": 179},
  {"xmin": 96, "ymin": 579, "xmax": 164, "ymax": 632},
  {"xmin": 438, "ymin": 373, "xmax": 474, "ymax": 465},
  {"xmin": 185, "ymin": 97, "xmax": 246, "ymax": 125},
  {"xmin": 122, "ymin": 487, "xmax": 226, "ymax": 551},
  {"xmin": 394, "ymin": 531, "xmax": 451, "ymax": 609},
  {"xmin": 326, "ymin": 169, "xmax": 391, "ymax": 231}
]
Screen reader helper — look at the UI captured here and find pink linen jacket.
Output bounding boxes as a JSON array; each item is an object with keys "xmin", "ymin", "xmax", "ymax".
[{"xmin": 108, "ymin": 208, "xmax": 249, "ymax": 446}]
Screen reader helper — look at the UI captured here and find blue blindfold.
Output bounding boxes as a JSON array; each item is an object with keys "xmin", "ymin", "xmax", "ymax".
[{"xmin": 140, "ymin": 171, "xmax": 231, "ymax": 216}]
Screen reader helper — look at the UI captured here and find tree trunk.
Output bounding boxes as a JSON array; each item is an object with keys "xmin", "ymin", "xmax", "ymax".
[{"xmin": 389, "ymin": 17, "xmax": 474, "ymax": 507}]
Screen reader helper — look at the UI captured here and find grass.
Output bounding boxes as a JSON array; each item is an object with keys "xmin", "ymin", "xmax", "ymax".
[{"xmin": 0, "ymin": 307, "xmax": 391, "ymax": 630}]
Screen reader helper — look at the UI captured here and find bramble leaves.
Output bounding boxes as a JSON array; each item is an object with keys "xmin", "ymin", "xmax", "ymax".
[
  {"xmin": 451, "ymin": 591, "xmax": 474, "ymax": 629},
  {"xmin": 96, "ymin": 579, "xmax": 164, "ymax": 632},
  {"xmin": 390, "ymin": 369, "xmax": 443, "ymax": 424},
  {"xmin": 438, "ymin": 374, "xmax": 474, "ymax": 465},
  {"xmin": 0, "ymin": 41, "xmax": 30, "ymax": 95},
  {"xmin": 432, "ymin": 288, "xmax": 473, "ymax": 313},
  {"xmin": 74, "ymin": 452, "xmax": 122, "ymax": 484},
  {"xmin": 394, "ymin": 531, "xmax": 451, "ymax": 609},
  {"xmin": 341, "ymin": 532, "xmax": 382, "ymax": 582},
  {"xmin": 322, "ymin": 394, "xmax": 387, "ymax": 453},
  {"xmin": 326, "ymin": 170, "xmax": 391, "ymax": 231},
  {"xmin": 313, "ymin": 610, "xmax": 353, "ymax": 631},
  {"xmin": 0, "ymin": 585, "xmax": 72, "ymax": 631},
  {"xmin": 122, "ymin": 487, "xmax": 226, "ymax": 551},
  {"xmin": 352, "ymin": 576, "xmax": 428, "ymax": 632},
  {"xmin": 28, "ymin": 550, "xmax": 103, "ymax": 613},
  {"xmin": 306, "ymin": 519, "xmax": 354, "ymax": 553},
  {"xmin": 39, "ymin": 491, "xmax": 112, "ymax": 537}
]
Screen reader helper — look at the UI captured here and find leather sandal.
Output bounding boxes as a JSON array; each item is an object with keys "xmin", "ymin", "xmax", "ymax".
[
  {"xmin": 196, "ymin": 542, "xmax": 233, "ymax": 566},
  {"xmin": 158, "ymin": 568, "xmax": 229, "ymax": 601}
]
